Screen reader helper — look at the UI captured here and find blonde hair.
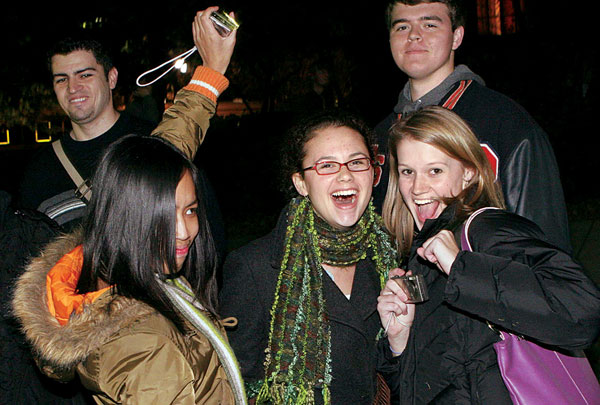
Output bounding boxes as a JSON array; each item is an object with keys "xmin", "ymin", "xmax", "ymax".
[{"xmin": 382, "ymin": 106, "xmax": 505, "ymax": 255}]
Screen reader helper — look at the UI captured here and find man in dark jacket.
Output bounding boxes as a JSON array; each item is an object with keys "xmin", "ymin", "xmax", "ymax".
[{"xmin": 373, "ymin": 0, "xmax": 571, "ymax": 253}]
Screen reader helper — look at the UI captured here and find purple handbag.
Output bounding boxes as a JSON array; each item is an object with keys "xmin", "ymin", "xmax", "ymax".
[{"xmin": 461, "ymin": 208, "xmax": 600, "ymax": 405}]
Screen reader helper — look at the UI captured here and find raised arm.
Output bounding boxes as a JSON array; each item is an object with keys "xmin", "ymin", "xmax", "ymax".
[{"xmin": 152, "ymin": 6, "xmax": 237, "ymax": 160}]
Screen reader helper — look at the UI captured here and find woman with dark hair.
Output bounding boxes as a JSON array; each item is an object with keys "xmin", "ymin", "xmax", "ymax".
[
  {"xmin": 12, "ymin": 135, "xmax": 246, "ymax": 404},
  {"xmin": 377, "ymin": 106, "xmax": 600, "ymax": 403},
  {"xmin": 10, "ymin": 8, "xmax": 247, "ymax": 403},
  {"xmin": 219, "ymin": 109, "xmax": 399, "ymax": 404}
]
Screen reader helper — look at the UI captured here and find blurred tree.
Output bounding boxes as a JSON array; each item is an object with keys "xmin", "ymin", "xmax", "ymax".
[{"xmin": 0, "ymin": 83, "xmax": 61, "ymax": 135}]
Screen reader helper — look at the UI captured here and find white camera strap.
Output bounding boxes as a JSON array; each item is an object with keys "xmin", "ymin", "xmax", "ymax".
[{"xmin": 136, "ymin": 46, "xmax": 197, "ymax": 87}]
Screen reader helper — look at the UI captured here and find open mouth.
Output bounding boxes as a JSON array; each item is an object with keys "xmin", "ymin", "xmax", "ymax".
[
  {"xmin": 331, "ymin": 189, "xmax": 358, "ymax": 207},
  {"xmin": 414, "ymin": 199, "xmax": 440, "ymax": 223}
]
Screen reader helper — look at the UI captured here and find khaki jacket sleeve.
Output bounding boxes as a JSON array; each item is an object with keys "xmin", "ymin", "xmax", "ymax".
[
  {"xmin": 151, "ymin": 66, "xmax": 229, "ymax": 161},
  {"xmin": 95, "ymin": 333, "xmax": 196, "ymax": 405}
]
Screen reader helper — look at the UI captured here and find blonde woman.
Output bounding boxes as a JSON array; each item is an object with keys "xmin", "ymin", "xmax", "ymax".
[{"xmin": 377, "ymin": 106, "xmax": 600, "ymax": 404}]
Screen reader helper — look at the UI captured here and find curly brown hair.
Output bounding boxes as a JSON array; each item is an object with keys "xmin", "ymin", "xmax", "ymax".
[{"xmin": 279, "ymin": 109, "xmax": 377, "ymax": 199}]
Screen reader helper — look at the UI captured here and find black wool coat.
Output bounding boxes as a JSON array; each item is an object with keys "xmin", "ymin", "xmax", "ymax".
[{"xmin": 219, "ymin": 207, "xmax": 386, "ymax": 404}]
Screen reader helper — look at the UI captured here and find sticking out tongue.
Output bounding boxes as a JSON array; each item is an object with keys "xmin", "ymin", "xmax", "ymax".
[{"xmin": 416, "ymin": 200, "xmax": 440, "ymax": 224}]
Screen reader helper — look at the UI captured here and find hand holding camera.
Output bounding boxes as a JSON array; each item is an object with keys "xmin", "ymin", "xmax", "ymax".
[
  {"xmin": 209, "ymin": 10, "xmax": 239, "ymax": 37},
  {"xmin": 391, "ymin": 273, "xmax": 428, "ymax": 303},
  {"xmin": 193, "ymin": 7, "xmax": 238, "ymax": 74}
]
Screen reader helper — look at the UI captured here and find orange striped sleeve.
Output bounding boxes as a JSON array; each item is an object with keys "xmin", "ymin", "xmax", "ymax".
[{"xmin": 183, "ymin": 66, "xmax": 229, "ymax": 103}]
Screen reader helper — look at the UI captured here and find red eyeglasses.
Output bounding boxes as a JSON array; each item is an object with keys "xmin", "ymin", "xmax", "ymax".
[{"xmin": 302, "ymin": 157, "xmax": 373, "ymax": 175}]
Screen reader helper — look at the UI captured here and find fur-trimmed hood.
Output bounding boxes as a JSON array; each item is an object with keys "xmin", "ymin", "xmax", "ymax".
[{"xmin": 11, "ymin": 231, "xmax": 156, "ymax": 381}]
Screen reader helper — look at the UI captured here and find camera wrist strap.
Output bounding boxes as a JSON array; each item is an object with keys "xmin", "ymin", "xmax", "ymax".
[{"xmin": 136, "ymin": 47, "xmax": 197, "ymax": 87}]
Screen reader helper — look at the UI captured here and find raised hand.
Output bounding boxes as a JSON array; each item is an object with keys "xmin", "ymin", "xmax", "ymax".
[
  {"xmin": 192, "ymin": 7, "xmax": 237, "ymax": 74},
  {"xmin": 377, "ymin": 268, "xmax": 415, "ymax": 355},
  {"xmin": 416, "ymin": 229, "xmax": 459, "ymax": 275}
]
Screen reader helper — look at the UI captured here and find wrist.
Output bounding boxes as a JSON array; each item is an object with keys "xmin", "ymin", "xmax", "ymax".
[
  {"xmin": 389, "ymin": 344, "xmax": 403, "ymax": 356},
  {"xmin": 387, "ymin": 325, "xmax": 411, "ymax": 356},
  {"xmin": 184, "ymin": 66, "xmax": 229, "ymax": 102}
]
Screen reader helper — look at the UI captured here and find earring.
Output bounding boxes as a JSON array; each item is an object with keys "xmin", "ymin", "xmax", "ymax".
[{"xmin": 462, "ymin": 175, "xmax": 472, "ymax": 189}]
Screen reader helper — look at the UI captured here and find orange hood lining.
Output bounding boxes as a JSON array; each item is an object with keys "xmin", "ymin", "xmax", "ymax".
[{"xmin": 46, "ymin": 245, "xmax": 111, "ymax": 326}]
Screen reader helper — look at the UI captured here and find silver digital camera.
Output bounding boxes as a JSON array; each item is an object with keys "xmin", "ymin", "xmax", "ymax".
[
  {"xmin": 391, "ymin": 274, "xmax": 429, "ymax": 303},
  {"xmin": 210, "ymin": 10, "xmax": 239, "ymax": 37}
]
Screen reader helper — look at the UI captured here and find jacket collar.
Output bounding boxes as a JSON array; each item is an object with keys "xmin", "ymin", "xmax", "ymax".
[
  {"xmin": 12, "ymin": 231, "xmax": 155, "ymax": 379},
  {"xmin": 411, "ymin": 203, "xmax": 460, "ymax": 258},
  {"xmin": 394, "ymin": 64, "xmax": 485, "ymax": 116},
  {"xmin": 268, "ymin": 203, "xmax": 293, "ymax": 268}
]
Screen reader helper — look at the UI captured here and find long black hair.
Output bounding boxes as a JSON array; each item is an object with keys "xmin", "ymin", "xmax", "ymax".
[{"xmin": 76, "ymin": 134, "xmax": 219, "ymax": 326}]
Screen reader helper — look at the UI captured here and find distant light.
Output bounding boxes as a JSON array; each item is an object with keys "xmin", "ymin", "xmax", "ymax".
[
  {"xmin": 35, "ymin": 126, "xmax": 52, "ymax": 143},
  {"xmin": 81, "ymin": 17, "xmax": 104, "ymax": 30},
  {"xmin": 0, "ymin": 129, "xmax": 9, "ymax": 145},
  {"xmin": 179, "ymin": 62, "xmax": 188, "ymax": 73}
]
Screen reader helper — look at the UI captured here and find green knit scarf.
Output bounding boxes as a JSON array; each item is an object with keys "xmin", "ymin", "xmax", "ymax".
[{"xmin": 251, "ymin": 196, "xmax": 398, "ymax": 404}]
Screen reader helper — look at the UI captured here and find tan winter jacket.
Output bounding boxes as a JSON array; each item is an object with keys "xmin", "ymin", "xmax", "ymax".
[
  {"xmin": 12, "ymin": 232, "xmax": 236, "ymax": 404},
  {"xmin": 151, "ymin": 65, "xmax": 229, "ymax": 161}
]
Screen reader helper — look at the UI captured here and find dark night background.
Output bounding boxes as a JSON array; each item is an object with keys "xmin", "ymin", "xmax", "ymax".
[
  {"xmin": 1, "ymin": 0, "xmax": 600, "ymax": 376},
  {"xmin": 1, "ymin": 0, "xmax": 598, "ymax": 249}
]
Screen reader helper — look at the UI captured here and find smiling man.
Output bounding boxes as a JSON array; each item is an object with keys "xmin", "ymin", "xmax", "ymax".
[
  {"xmin": 373, "ymin": 0, "xmax": 572, "ymax": 253},
  {"xmin": 51, "ymin": 48, "xmax": 119, "ymax": 139},
  {"xmin": 17, "ymin": 29, "xmax": 231, "ymax": 248},
  {"xmin": 17, "ymin": 38, "xmax": 158, "ymax": 229}
]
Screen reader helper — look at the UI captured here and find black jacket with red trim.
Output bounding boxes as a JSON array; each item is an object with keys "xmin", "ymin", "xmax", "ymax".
[{"xmin": 373, "ymin": 66, "xmax": 571, "ymax": 253}]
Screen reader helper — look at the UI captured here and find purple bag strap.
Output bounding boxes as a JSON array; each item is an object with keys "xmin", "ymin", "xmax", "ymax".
[{"xmin": 460, "ymin": 207, "xmax": 499, "ymax": 252}]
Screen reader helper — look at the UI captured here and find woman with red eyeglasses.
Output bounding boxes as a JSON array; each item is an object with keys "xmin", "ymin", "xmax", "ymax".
[{"xmin": 219, "ymin": 110, "xmax": 399, "ymax": 404}]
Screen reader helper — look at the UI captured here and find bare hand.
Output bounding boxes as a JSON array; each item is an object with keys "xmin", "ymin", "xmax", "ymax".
[
  {"xmin": 377, "ymin": 268, "xmax": 415, "ymax": 355},
  {"xmin": 193, "ymin": 7, "xmax": 237, "ymax": 74},
  {"xmin": 416, "ymin": 230, "xmax": 459, "ymax": 275}
]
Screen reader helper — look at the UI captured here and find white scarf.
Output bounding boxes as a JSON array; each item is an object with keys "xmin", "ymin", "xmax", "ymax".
[{"xmin": 159, "ymin": 276, "xmax": 247, "ymax": 404}]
